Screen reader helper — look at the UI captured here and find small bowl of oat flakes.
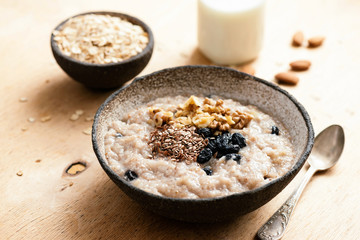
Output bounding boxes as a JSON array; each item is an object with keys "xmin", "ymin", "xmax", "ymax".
[
  {"xmin": 92, "ymin": 65, "xmax": 314, "ymax": 222},
  {"xmin": 51, "ymin": 11, "xmax": 154, "ymax": 89}
]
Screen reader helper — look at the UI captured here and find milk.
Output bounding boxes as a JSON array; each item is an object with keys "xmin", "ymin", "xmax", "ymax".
[{"xmin": 198, "ymin": 0, "xmax": 265, "ymax": 65}]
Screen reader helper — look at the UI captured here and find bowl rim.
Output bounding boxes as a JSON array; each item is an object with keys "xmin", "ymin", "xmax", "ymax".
[
  {"xmin": 50, "ymin": 11, "xmax": 154, "ymax": 67},
  {"xmin": 92, "ymin": 65, "xmax": 314, "ymax": 203}
]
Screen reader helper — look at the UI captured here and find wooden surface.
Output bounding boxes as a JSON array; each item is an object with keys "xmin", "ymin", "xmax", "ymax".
[{"xmin": 1, "ymin": 0, "xmax": 360, "ymax": 239}]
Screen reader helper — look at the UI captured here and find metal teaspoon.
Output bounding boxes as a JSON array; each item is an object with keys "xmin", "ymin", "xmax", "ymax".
[{"xmin": 257, "ymin": 125, "xmax": 345, "ymax": 240}]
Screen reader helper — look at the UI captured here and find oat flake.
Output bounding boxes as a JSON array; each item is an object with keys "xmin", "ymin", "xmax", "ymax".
[
  {"xmin": 19, "ymin": 97, "xmax": 28, "ymax": 102},
  {"xmin": 28, "ymin": 117, "xmax": 36, "ymax": 123},
  {"xmin": 41, "ymin": 115, "xmax": 52, "ymax": 122},
  {"xmin": 82, "ymin": 127, "xmax": 92, "ymax": 135},
  {"xmin": 70, "ymin": 113, "xmax": 80, "ymax": 121}
]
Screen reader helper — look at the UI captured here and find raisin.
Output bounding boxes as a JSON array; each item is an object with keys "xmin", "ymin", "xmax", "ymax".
[
  {"xmin": 215, "ymin": 132, "xmax": 231, "ymax": 151},
  {"xmin": 197, "ymin": 128, "xmax": 213, "ymax": 138},
  {"xmin": 271, "ymin": 126, "xmax": 280, "ymax": 135},
  {"xmin": 207, "ymin": 138, "xmax": 218, "ymax": 154},
  {"xmin": 225, "ymin": 153, "xmax": 241, "ymax": 164},
  {"xmin": 224, "ymin": 144, "xmax": 240, "ymax": 154},
  {"xmin": 216, "ymin": 151, "xmax": 226, "ymax": 159},
  {"xmin": 231, "ymin": 133, "xmax": 246, "ymax": 148},
  {"xmin": 197, "ymin": 148, "xmax": 213, "ymax": 164},
  {"xmin": 124, "ymin": 170, "xmax": 138, "ymax": 181},
  {"xmin": 203, "ymin": 166, "xmax": 213, "ymax": 176},
  {"xmin": 216, "ymin": 144, "xmax": 240, "ymax": 158}
]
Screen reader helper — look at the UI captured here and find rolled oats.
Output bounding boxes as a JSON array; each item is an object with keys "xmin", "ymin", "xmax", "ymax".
[{"xmin": 53, "ymin": 14, "xmax": 149, "ymax": 64}]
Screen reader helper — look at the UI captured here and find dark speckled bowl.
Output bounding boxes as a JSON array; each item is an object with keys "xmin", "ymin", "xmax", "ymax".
[
  {"xmin": 92, "ymin": 65, "xmax": 314, "ymax": 222},
  {"xmin": 51, "ymin": 11, "xmax": 154, "ymax": 89}
]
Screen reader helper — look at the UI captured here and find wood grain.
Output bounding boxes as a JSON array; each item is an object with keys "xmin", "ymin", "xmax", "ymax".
[{"xmin": 1, "ymin": 0, "xmax": 360, "ymax": 239}]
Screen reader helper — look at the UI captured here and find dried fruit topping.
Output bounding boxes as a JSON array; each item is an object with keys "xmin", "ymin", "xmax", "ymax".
[
  {"xmin": 231, "ymin": 133, "xmax": 247, "ymax": 148},
  {"xmin": 215, "ymin": 132, "xmax": 232, "ymax": 150},
  {"xmin": 197, "ymin": 148, "xmax": 213, "ymax": 164},
  {"xmin": 196, "ymin": 128, "xmax": 213, "ymax": 138},
  {"xmin": 217, "ymin": 145, "xmax": 240, "ymax": 159},
  {"xmin": 124, "ymin": 170, "xmax": 138, "ymax": 181},
  {"xmin": 271, "ymin": 126, "xmax": 280, "ymax": 135},
  {"xmin": 203, "ymin": 166, "xmax": 213, "ymax": 176},
  {"xmin": 225, "ymin": 153, "xmax": 241, "ymax": 164},
  {"xmin": 207, "ymin": 138, "xmax": 218, "ymax": 154}
]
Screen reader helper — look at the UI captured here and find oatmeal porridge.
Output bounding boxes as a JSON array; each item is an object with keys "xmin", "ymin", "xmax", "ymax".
[{"xmin": 104, "ymin": 95, "xmax": 295, "ymax": 199}]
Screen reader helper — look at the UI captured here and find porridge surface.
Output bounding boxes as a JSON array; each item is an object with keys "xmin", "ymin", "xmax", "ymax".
[{"xmin": 104, "ymin": 95, "xmax": 295, "ymax": 199}]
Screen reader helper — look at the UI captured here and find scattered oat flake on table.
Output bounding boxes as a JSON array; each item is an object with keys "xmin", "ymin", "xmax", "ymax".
[
  {"xmin": 41, "ymin": 115, "xmax": 52, "ymax": 122},
  {"xmin": 21, "ymin": 127, "xmax": 28, "ymax": 131},
  {"xmin": 75, "ymin": 109, "xmax": 84, "ymax": 115},
  {"xmin": 16, "ymin": 171, "xmax": 23, "ymax": 176},
  {"xmin": 82, "ymin": 127, "xmax": 92, "ymax": 135},
  {"xmin": 19, "ymin": 97, "xmax": 28, "ymax": 102},
  {"xmin": 85, "ymin": 116, "xmax": 94, "ymax": 122},
  {"xmin": 28, "ymin": 117, "xmax": 36, "ymax": 123},
  {"xmin": 35, "ymin": 159, "xmax": 42, "ymax": 163},
  {"xmin": 70, "ymin": 113, "xmax": 80, "ymax": 121},
  {"xmin": 52, "ymin": 14, "xmax": 149, "ymax": 64}
]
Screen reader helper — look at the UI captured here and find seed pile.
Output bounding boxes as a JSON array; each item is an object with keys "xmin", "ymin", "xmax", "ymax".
[
  {"xmin": 149, "ymin": 124, "xmax": 208, "ymax": 164},
  {"xmin": 53, "ymin": 14, "xmax": 149, "ymax": 64}
]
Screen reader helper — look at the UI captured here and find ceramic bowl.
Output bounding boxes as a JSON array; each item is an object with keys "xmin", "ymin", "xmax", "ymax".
[
  {"xmin": 50, "ymin": 11, "xmax": 154, "ymax": 89},
  {"xmin": 92, "ymin": 65, "xmax": 314, "ymax": 222}
]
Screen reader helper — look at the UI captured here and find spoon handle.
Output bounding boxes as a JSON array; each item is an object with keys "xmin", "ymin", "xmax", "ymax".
[{"xmin": 257, "ymin": 166, "xmax": 317, "ymax": 240}]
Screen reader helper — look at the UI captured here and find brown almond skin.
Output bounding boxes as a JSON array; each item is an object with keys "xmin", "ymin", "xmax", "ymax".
[
  {"xmin": 292, "ymin": 31, "xmax": 304, "ymax": 46},
  {"xmin": 308, "ymin": 36, "xmax": 325, "ymax": 47},
  {"xmin": 275, "ymin": 72, "xmax": 299, "ymax": 85},
  {"xmin": 290, "ymin": 60, "xmax": 311, "ymax": 71}
]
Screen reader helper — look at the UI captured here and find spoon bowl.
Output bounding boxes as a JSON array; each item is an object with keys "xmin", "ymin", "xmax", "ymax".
[{"xmin": 309, "ymin": 125, "xmax": 345, "ymax": 170}]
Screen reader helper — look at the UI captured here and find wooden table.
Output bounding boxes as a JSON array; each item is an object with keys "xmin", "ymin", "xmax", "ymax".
[{"xmin": 1, "ymin": 0, "xmax": 359, "ymax": 239}]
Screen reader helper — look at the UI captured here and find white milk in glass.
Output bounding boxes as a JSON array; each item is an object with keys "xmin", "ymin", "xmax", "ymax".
[{"xmin": 198, "ymin": 0, "xmax": 265, "ymax": 65}]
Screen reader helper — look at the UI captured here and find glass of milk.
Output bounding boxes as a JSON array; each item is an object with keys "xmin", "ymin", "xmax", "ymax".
[{"xmin": 198, "ymin": 0, "xmax": 265, "ymax": 65}]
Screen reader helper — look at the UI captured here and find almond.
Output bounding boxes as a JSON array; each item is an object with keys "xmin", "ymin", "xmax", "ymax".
[
  {"xmin": 289, "ymin": 60, "xmax": 311, "ymax": 71},
  {"xmin": 292, "ymin": 31, "xmax": 304, "ymax": 47},
  {"xmin": 308, "ymin": 36, "xmax": 325, "ymax": 47},
  {"xmin": 275, "ymin": 72, "xmax": 299, "ymax": 85}
]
